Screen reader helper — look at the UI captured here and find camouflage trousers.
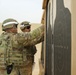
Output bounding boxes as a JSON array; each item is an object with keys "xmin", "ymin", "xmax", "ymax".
[{"xmin": 0, "ymin": 61, "xmax": 33, "ymax": 75}]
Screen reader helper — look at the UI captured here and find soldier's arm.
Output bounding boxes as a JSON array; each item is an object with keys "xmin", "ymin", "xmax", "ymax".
[
  {"xmin": 32, "ymin": 46, "xmax": 37, "ymax": 55},
  {"xmin": 16, "ymin": 25, "xmax": 44, "ymax": 46}
]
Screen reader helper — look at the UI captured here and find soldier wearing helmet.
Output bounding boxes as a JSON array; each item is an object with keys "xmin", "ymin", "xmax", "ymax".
[
  {"xmin": 2, "ymin": 18, "xmax": 18, "ymax": 33},
  {"xmin": 20, "ymin": 21, "xmax": 37, "ymax": 75},
  {"xmin": 20, "ymin": 21, "xmax": 31, "ymax": 31},
  {"xmin": 0, "ymin": 18, "xmax": 44, "ymax": 75}
]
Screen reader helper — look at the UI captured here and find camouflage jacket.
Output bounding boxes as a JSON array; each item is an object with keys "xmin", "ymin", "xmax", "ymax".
[
  {"xmin": 24, "ymin": 46, "xmax": 37, "ymax": 56},
  {"xmin": 0, "ymin": 25, "xmax": 44, "ymax": 68},
  {"xmin": 23, "ymin": 46, "xmax": 37, "ymax": 64}
]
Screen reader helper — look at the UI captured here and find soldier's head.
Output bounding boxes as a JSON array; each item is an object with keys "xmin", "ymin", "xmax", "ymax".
[
  {"xmin": 2, "ymin": 18, "xmax": 18, "ymax": 33},
  {"xmin": 20, "ymin": 21, "xmax": 31, "ymax": 32}
]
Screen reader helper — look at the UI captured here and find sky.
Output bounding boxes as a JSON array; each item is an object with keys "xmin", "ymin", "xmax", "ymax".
[{"xmin": 0, "ymin": 0, "xmax": 43, "ymax": 23}]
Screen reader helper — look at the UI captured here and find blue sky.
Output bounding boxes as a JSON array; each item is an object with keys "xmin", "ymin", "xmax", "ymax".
[{"xmin": 0, "ymin": 0, "xmax": 43, "ymax": 23}]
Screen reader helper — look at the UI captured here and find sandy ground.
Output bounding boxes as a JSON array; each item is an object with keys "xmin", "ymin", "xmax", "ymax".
[{"xmin": 32, "ymin": 43, "xmax": 42, "ymax": 75}]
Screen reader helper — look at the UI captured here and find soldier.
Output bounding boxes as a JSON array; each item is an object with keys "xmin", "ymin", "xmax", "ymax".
[
  {"xmin": 0, "ymin": 18, "xmax": 44, "ymax": 75},
  {"xmin": 20, "ymin": 21, "xmax": 37, "ymax": 75}
]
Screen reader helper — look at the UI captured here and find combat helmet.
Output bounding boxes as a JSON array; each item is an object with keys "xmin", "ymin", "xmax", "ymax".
[
  {"xmin": 2, "ymin": 18, "xmax": 18, "ymax": 31},
  {"xmin": 20, "ymin": 21, "xmax": 31, "ymax": 30}
]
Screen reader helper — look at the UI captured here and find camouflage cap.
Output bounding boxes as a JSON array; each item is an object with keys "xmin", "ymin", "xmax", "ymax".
[
  {"xmin": 20, "ymin": 21, "xmax": 31, "ymax": 30},
  {"xmin": 2, "ymin": 18, "xmax": 18, "ymax": 31}
]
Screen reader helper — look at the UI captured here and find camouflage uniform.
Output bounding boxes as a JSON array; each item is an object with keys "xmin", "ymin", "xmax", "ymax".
[
  {"xmin": 0, "ymin": 18, "xmax": 44, "ymax": 75},
  {"xmin": 20, "ymin": 21, "xmax": 37, "ymax": 75}
]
